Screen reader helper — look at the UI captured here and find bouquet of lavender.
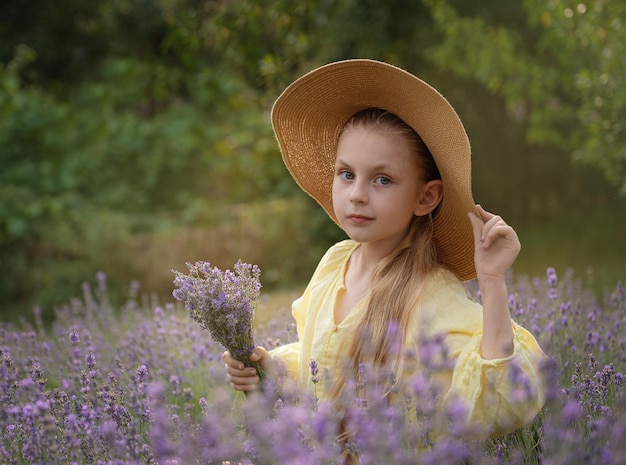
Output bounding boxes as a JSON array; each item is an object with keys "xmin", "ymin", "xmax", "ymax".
[{"xmin": 172, "ymin": 260, "xmax": 264, "ymax": 380}]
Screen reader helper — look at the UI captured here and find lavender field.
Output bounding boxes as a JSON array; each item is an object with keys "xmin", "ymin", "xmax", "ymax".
[{"xmin": 2, "ymin": 268, "xmax": 625, "ymax": 465}]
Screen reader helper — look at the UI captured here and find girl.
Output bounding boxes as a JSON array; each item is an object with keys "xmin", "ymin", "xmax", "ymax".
[{"xmin": 223, "ymin": 59, "xmax": 546, "ymax": 438}]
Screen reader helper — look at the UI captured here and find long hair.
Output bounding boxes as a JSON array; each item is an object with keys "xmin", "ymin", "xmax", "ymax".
[{"xmin": 329, "ymin": 108, "xmax": 443, "ymax": 402}]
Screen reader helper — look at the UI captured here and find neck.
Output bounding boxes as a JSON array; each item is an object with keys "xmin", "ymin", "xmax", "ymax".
[
  {"xmin": 361, "ymin": 233, "xmax": 406, "ymax": 264},
  {"xmin": 350, "ymin": 242, "xmax": 392, "ymax": 277}
]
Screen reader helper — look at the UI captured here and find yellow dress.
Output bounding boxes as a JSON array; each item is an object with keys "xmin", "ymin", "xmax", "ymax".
[{"xmin": 270, "ymin": 240, "xmax": 546, "ymax": 438}]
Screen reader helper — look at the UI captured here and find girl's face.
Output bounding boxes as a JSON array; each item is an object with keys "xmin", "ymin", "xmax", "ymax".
[{"xmin": 332, "ymin": 127, "xmax": 435, "ymax": 252}]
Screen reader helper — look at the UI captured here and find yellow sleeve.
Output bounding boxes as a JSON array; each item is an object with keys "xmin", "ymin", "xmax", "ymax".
[
  {"xmin": 414, "ymin": 270, "xmax": 547, "ymax": 439},
  {"xmin": 269, "ymin": 342, "xmax": 300, "ymax": 379},
  {"xmin": 268, "ymin": 291, "xmax": 309, "ymax": 380},
  {"xmin": 442, "ymin": 321, "xmax": 547, "ymax": 438}
]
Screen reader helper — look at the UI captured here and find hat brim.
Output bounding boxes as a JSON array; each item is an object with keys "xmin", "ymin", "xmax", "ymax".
[{"xmin": 271, "ymin": 59, "xmax": 476, "ymax": 281}]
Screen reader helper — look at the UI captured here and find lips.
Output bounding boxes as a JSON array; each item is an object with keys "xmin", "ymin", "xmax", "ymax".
[{"xmin": 347, "ymin": 214, "xmax": 373, "ymax": 224}]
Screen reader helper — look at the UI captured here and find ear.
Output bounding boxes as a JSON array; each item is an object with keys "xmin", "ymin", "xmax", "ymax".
[{"xmin": 414, "ymin": 180, "xmax": 443, "ymax": 216}]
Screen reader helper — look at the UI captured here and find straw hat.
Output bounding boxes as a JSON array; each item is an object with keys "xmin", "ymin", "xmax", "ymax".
[{"xmin": 271, "ymin": 59, "xmax": 476, "ymax": 281}]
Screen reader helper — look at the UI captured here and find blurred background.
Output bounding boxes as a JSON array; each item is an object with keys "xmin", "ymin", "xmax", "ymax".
[{"xmin": 1, "ymin": 0, "xmax": 624, "ymax": 323}]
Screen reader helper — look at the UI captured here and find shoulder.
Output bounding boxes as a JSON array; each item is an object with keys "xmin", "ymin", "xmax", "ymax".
[
  {"xmin": 317, "ymin": 239, "xmax": 359, "ymax": 268},
  {"xmin": 304, "ymin": 239, "xmax": 358, "ymax": 284},
  {"xmin": 417, "ymin": 268, "xmax": 483, "ymax": 333},
  {"xmin": 421, "ymin": 268, "xmax": 471, "ymax": 300},
  {"xmin": 293, "ymin": 240, "xmax": 356, "ymax": 312}
]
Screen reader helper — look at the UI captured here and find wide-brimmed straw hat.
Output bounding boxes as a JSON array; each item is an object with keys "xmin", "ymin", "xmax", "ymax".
[{"xmin": 271, "ymin": 59, "xmax": 476, "ymax": 281}]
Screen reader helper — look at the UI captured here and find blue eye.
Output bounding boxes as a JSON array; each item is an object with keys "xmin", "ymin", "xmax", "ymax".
[
  {"xmin": 375, "ymin": 176, "xmax": 391, "ymax": 186},
  {"xmin": 339, "ymin": 170, "xmax": 354, "ymax": 181}
]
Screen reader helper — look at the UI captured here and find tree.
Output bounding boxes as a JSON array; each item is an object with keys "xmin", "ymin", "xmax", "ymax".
[
  {"xmin": 424, "ymin": 0, "xmax": 626, "ymax": 195},
  {"xmin": 1, "ymin": 0, "xmax": 623, "ymax": 319}
]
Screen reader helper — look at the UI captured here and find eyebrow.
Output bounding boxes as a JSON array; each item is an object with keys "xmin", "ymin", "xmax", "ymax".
[{"xmin": 335, "ymin": 157, "xmax": 396, "ymax": 172}]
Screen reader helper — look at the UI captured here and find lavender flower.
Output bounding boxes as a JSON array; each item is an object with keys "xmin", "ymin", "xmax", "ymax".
[
  {"xmin": 172, "ymin": 260, "xmax": 264, "ymax": 379},
  {"xmin": 309, "ymin": 359, "xmax": 320, "ymax": 409},
  {"xmin": 3, "ymin": 262, "xmax": 626, "ymax": 464},
  {"xmin": 547, "ymin": 267, "xmax": 558, "ymax": 300},
  {"xmin": 69, "ymin": 329, "xmax": 80, "ymax": 347},
  {"xmin": 309, "ymin": 360, "xmax": 319, "ymax": 385},
  {"xmin": 136, "ymin": 364, "xmax": 149, "ymax": 384}
]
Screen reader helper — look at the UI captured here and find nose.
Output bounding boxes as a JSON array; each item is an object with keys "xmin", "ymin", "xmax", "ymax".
[{"xmin": 349, "ymin": 180, "xmax": 368, "ymax": 204}]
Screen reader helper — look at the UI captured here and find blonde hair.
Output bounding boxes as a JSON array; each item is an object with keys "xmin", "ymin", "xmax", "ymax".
[{"xmin": 330, "ymin": 108, "xmax": 443, "ymax": 401}]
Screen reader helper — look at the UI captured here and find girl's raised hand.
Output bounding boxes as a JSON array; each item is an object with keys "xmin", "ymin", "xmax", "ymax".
[
  {"xmin": 468, "ymin": 205, "xmax": 521, "ymax": 280},
  {"xmin": 222, "ymin": 347, "xmax": 271, "ymax": 392}
]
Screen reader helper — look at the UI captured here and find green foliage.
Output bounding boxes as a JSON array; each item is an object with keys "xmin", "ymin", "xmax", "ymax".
[
  {"xmin": 0, "ymin": 40, "xmax": 286, "ymax": 315},
  {"xmin": 424, "ymin": 0, "xmax": 626, "ymax": 194},
  {"xmin": 0, "ymin": 0, "xmax": 624, "ymax": 320}
]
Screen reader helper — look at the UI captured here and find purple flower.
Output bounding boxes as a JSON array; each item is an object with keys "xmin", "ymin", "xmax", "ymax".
[
  {"xmin": 172, "ymin": 260, "xmax": 264, "ymax": 379},
  {"xmin": 548, "ymin": 287, "xmax": 558, "ymax": 300},
  {"xmin": 69, "ymin": 329, "xmax": 80, "ymax": 346},
  {"xmin": 199, "ymin": 397, "xmax": 208, "ymax": 416},
  {"xmin": 445, "ymin": 397, "xmax": 469, "ymax": 436},
  {"xmin": 547, "ymin": 267, "xmax": 558, "ymax": 287},
  {"xmin": 96, "ymin": 270, "xmax": 107, "ymax": 292},
  {"xmin": 419, "ymin": 333, "xmax": 451, "ymax": 370},
  {"xmin": 562, "ymin": 399, "xmax": 584, "ymax": 424},
  {"xmin": 309, "ymin": 360, "xmax": 320, "ymax": 384},
  {"xmin": 137, "ymin": 364, "xmax": 149, "ymax": 383},
  {"xmin": 85, "ymin": 352, "xmax": 96, "ymax": 368}
]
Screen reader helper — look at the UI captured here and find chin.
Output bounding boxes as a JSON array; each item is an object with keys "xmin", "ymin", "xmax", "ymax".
[{"xmin": 342, "ymin": 230, "xmax": 371, "ymax": 244}]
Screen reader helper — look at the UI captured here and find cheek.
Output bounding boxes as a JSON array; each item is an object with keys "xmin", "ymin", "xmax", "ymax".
[
  {"xmin": 331, "ymin": 179, "xmax": 342, "ymax": 211},
  {"xmin": 331, "ymin": 176, "xmax": 345, "ymax": 198}
]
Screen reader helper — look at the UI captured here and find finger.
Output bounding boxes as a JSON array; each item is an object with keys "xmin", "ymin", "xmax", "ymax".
[
  {"xmin": 481, "ymin": 222, "xmax": 509, "ymax": 249},
  {"xmin": 250, "ymin": 346, "xmax": 272, "ymax": 370},
  {"xmin": 483, "ymin": 222, "xmax": 519, "ymax": 250},
  {"xmin": 479, "ymin": 211, "xmax": 505, "ymax": 247},
  {"xmin": 228, "ymin": 374, "xmax": 260, "ymax": 391},
  {"xmin": 222, "ymin": 350, "xmax": 234, "ymax": 364},
  {"xmin": 226, "ymin": 363, "xmax": 257, "ymax": 376},
  {"xmin": 468, "ymin": 211, "xmax": 486, "ymax": 246},
  {"xmin": 475, "ymin": 204, "xmax": 496, "ymax": 222},
  {"xmin": 473, "ymin": 207, "xmax": 505, "ymax": 244},
  {"xmin": 477, "ymin": 206, "xmax": 500, "ymax": 236},
  {"xmin": 222, "ymin": 352, "xmax": 245, "ymax": 370},
  {"xmin": 225, "ymin": 358, "xmax": 245, "ymax": 370},
  {"xmin": 227, "ymin": 372, "xmax": 260, "ymax": 385},
  {"xmin": 229, "ymin": 380, "xmax": 259, "ymax": 391},
  {"xmin": 481, "ymin": 215, "xmax": 504, "ymax": 242},
  {"xmin": 250, "ymin": 346, "xmax": 268, "ymax": 361},
  {"xmin": 232, "ymin": 383, "xmax": 259, "ymax": 392}
]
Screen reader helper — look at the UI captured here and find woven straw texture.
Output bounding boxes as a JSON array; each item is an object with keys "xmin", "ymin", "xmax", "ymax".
[{"xmin": 271, "ymin": 59, "xmax": 476, "ymax": 281}]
